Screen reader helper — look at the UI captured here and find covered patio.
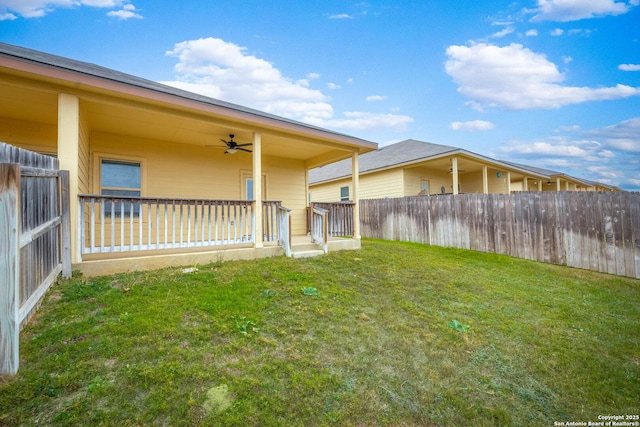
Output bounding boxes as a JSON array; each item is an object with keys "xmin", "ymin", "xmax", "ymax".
[{"xmin": 0, "ymin": 43, "xmax": 377, "ymax": 276}]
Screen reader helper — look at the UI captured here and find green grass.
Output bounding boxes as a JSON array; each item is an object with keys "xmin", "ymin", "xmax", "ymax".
[{"xmin": 1, "ymin": 239, "xmax": 639, "ymax": 426}]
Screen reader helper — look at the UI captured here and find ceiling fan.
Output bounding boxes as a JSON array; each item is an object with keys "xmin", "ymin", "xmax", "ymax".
[
  {"xmin": 448, "ymin": 167, "xmax": 466, "ymax": 174},
  {"xmin": 217, "ymin": 134, "xmax": 252, "ymax": 154}
]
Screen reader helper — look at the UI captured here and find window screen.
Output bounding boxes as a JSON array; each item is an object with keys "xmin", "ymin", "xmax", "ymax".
[
  {"xmin": 101, "ymin": 160, "xmax": 141, "ymax": 216},
  {"xmin": 340, "ymin": 186, "xmax": 349, "ymax": 201}
]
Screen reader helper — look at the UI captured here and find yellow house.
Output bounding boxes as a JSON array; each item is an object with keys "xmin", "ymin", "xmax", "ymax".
[
  {"xmin": 0, "ymin": 43, "xmax": 377, "ymax": 276},
  {"xmin": 309, "ymin": 139, "xmax": 616, "ymax": 203}
]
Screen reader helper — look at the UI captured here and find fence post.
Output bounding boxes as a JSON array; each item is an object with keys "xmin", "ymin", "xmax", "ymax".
[
  {"xmin": 59, "ymin": 171, "xmax": 72, "ymax": 279},
  {"xmin": 0, "ymin": 163, "xmax": 20, "ymax": 375}
]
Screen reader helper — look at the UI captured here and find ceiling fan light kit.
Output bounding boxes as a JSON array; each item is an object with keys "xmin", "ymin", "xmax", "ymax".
[{"xmin": 218, "ymin": 134, "xmax": 252, "ymax": 154}]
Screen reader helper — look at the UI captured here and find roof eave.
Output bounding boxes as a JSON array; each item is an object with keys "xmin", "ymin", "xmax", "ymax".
[{"xmin": 0, "ymin": 44, "xmax": 377, "ymax": 152}]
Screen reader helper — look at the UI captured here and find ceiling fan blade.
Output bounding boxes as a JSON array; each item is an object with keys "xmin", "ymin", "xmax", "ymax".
[
  {"xmin": 235, "ymin": 143, "xmax": 252, "ymax": 147},
  {"xmin": 238, "ymin": 148, "xmax": 252, "ymax": 152}
]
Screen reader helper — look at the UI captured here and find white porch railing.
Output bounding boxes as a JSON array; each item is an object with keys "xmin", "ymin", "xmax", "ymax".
[
  {"xmin": 311, "ymin": 205, "xmax": 328, "ymax": 254},
  {"xmin": 79, "ymin": 195, "xmax": 286, "ymax": 255}
]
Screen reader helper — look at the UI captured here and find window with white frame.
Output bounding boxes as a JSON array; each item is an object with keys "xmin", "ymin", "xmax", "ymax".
[
  {"xmin": 340, "ymin": 186, "xmax": 349, "ymax": 201},
  {"xmin": 101, "ymin": 159, "xmax": 141, "ymax": 216}
]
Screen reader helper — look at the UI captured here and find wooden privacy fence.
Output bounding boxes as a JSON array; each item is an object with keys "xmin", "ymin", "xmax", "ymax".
[
  {"xmin": 360, "ymin": 192, "xmax": 640, "ymax": 279},
  {"xmin": 1, "ymin": 143, "xmax": 71, "ymax": 375}
]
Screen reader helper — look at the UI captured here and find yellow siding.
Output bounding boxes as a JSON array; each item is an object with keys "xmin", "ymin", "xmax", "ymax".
[
  {"xmin": 0, "ymin": 117, "xmax": 57, "ymax": 154},
  {"xmin": 360, "ymin": 168, "xmax": 404, "ymax": 199},
  {"xmin": 403, "ymin": 166, "xmax": 454, "ymax": 195},
  {"xmin": 309, "ymin": 178, "xmax": 350, "ymax": 203},
  {"xmin": 90, "ymin": 132, "xmax": 310, "ymax": 235},
  {"xmin": 78, "ymin": 107, "xmax": 90, "ymax": 194},
  {"xmin": 310, "ymin": 168, "xmax": 404, "ymax": 202}
]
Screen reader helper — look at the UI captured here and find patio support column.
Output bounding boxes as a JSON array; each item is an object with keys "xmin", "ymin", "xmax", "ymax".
[
  {"xmin": 506, "ymin": 171, "xmax": 511, "ymax": 194},
  {"xmin": 566, "ymin": 181, "xmax": 570, "ymax": 191},
  {"xmin": 538, "ymin": 180, "xmax": 543, "ymax": 191},
  {"xmin": 352, "ymin": 152, "xmax": 360, "ymax": 239},
  {"xmin": 482, "ymin": 166, "xmax": 488, "ymax": 194},
  {"xmin": 57, "ymin": 93, "xmax": 81, "ymax": 264},
  {"xmin": 523, "ymin": 176, "xmax": 529, "ymax": 191},
  {"xmin": 451, "ymin": 157, "xmax": 459, "ymax": 195},
  {"xmin": 253, "ymin": 132, "xmax": 263, "ymax": 248},
  {"xmin": 556, "ymin": 178, "xmax": 561, "ymax": 191}
]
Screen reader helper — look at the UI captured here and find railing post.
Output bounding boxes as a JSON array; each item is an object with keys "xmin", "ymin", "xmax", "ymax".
[{"xmin": 0, "ymin": 163, "xmax": 20, "ymax": 375}]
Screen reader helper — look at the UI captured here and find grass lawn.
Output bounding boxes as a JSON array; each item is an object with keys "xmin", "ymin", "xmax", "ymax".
[{"xmin": 1, "ymin": 239, "xmax": 639, "ymax": 426}]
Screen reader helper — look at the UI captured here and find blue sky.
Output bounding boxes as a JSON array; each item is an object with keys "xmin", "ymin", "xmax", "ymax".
[{"xmin": 1, "ymin": 0, "xmax": 639, "ymax": 190}]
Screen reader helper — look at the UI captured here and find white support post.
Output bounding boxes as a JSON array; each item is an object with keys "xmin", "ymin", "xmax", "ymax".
[
  {"xmin": 482, "ymin": 166, "xmax": 488, "ymax": 194},
  {"xmin": 253, "ymin": 132, "xmax": 263, "ymax": 248},
  {"xmin": 451, "ymin": 157, "xmax": 459, "ymax": 195},
  {"xmin": 0, "ymin": 163, "xmax": 20, "ymax": 375},
  {"xmin": 506, "ymin": 172, "xmax": 512, "ymax": 194}
]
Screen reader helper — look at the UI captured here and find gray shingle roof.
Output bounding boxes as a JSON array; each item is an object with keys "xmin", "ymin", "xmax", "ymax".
[
  {"xmin": 499, "ymin": 160, "xmax": 595, "ymax": 186},
  {"xmin": 309, "ymin": 139, "xmax": 460, "ymax": 183},
  {"xmin": 0, "ymin": 42, "xmax": 374, "ymax": 146}
]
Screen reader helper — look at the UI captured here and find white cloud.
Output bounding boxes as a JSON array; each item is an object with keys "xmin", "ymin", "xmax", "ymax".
[
  {"xmin": 567, "ymin": 28, "xmax": 593, "ymax": 36},
  {"xmin": 499, "ymin": 140, "xmax": 590, "ymax": 157},
  {"xmin": 327, "ymin": 83, "xmax": 341, "ymax": 90},
  {"xmin": 550, "ymin": 28, "xmax": 564, "ymax": 36},
  {"xmin": 525, "ymin": 29, "xmax": 539, "ymax": 36},
  {"xmin": 529, "ymin": 0, "xmax": 636, "ymax": 22},
  {"xmin": 491, "ymin": 27, "xmax": 515, "ymax": 38},
  {"xmin": 306, "ymin": 72, "xmax": 320, "ymax": 79},
  {"xmin": 161, "ymin": 37, "xmax": 413, "ymax": 133},
  {"xmin": 0, "ymin": 0, "xmax": 140, "ymax": 18},
  {"xmin": 329, "ymin": 13, "xmax": 353, "ymax": 19},
  {"xmin": 444, "ymin": 43, "xmax": 640, "ymax": 110},
  {"xmin": 562, "ymin": 56, "xmax": 573, "ymax": 64},
  {"xmin": 366, "ymin": 95, "xmax": 386, "ymax": 102},
  {"xmin": 305, "ymin": 112, "xmax": 413, "ymax": 132},
  {"xmin": 619, "ymin": 64, "xmax": 640, "ymax": 71},
  {"xmin": 586, "ymin": 117, "xmax": 640, "ymax": 152},
  {"xmin": 450, "ymin": 120, "xmax": 495, "ymax": 131},
  {"xmin": 107, "ymin": 3, "xmax": 141, "ymax": 19},
  {"xmin": 554, "ymin": 125, "xmax": 581, "ymax": 132},
  {"xmin": 494, "ymin": 117, "xmax": 640, "ymax": 189}
]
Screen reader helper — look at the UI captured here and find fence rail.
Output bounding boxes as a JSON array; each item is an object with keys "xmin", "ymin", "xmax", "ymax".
[
  {"xmin": 79, "ymin": 195, "xmax": 286, "ymax": 256},
  {"xmin": 360, "ymin": 192, "xmax": 640, "ymax": 279},
  {"xmin": 1, "ymin": 142, "xmax": 71, "ymax": 375}
]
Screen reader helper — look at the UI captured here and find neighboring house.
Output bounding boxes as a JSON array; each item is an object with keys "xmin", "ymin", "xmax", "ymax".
[
  {"xmin": 500, "ymin": 161, "xmax": 617, "ymax": 192},
  {"xmin": 308, "ymin": 139, "xmax": 614, "ymax": 203},
  {"xmin": 310, "ymin": 139, "xmax": 541, "ymax": 202},
  {"xmin": 0, "ymin": 43, "xmax": 377, "ymax": 276}
]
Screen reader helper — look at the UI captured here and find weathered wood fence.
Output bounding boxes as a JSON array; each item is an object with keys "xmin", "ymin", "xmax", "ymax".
[
  {"xmin": 1, "ymin": 143, "xmax": 71, "ymax": 375},
  {"xmin": 360, "ymin": 192, "xmax": 640, "ymax": 279}
]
